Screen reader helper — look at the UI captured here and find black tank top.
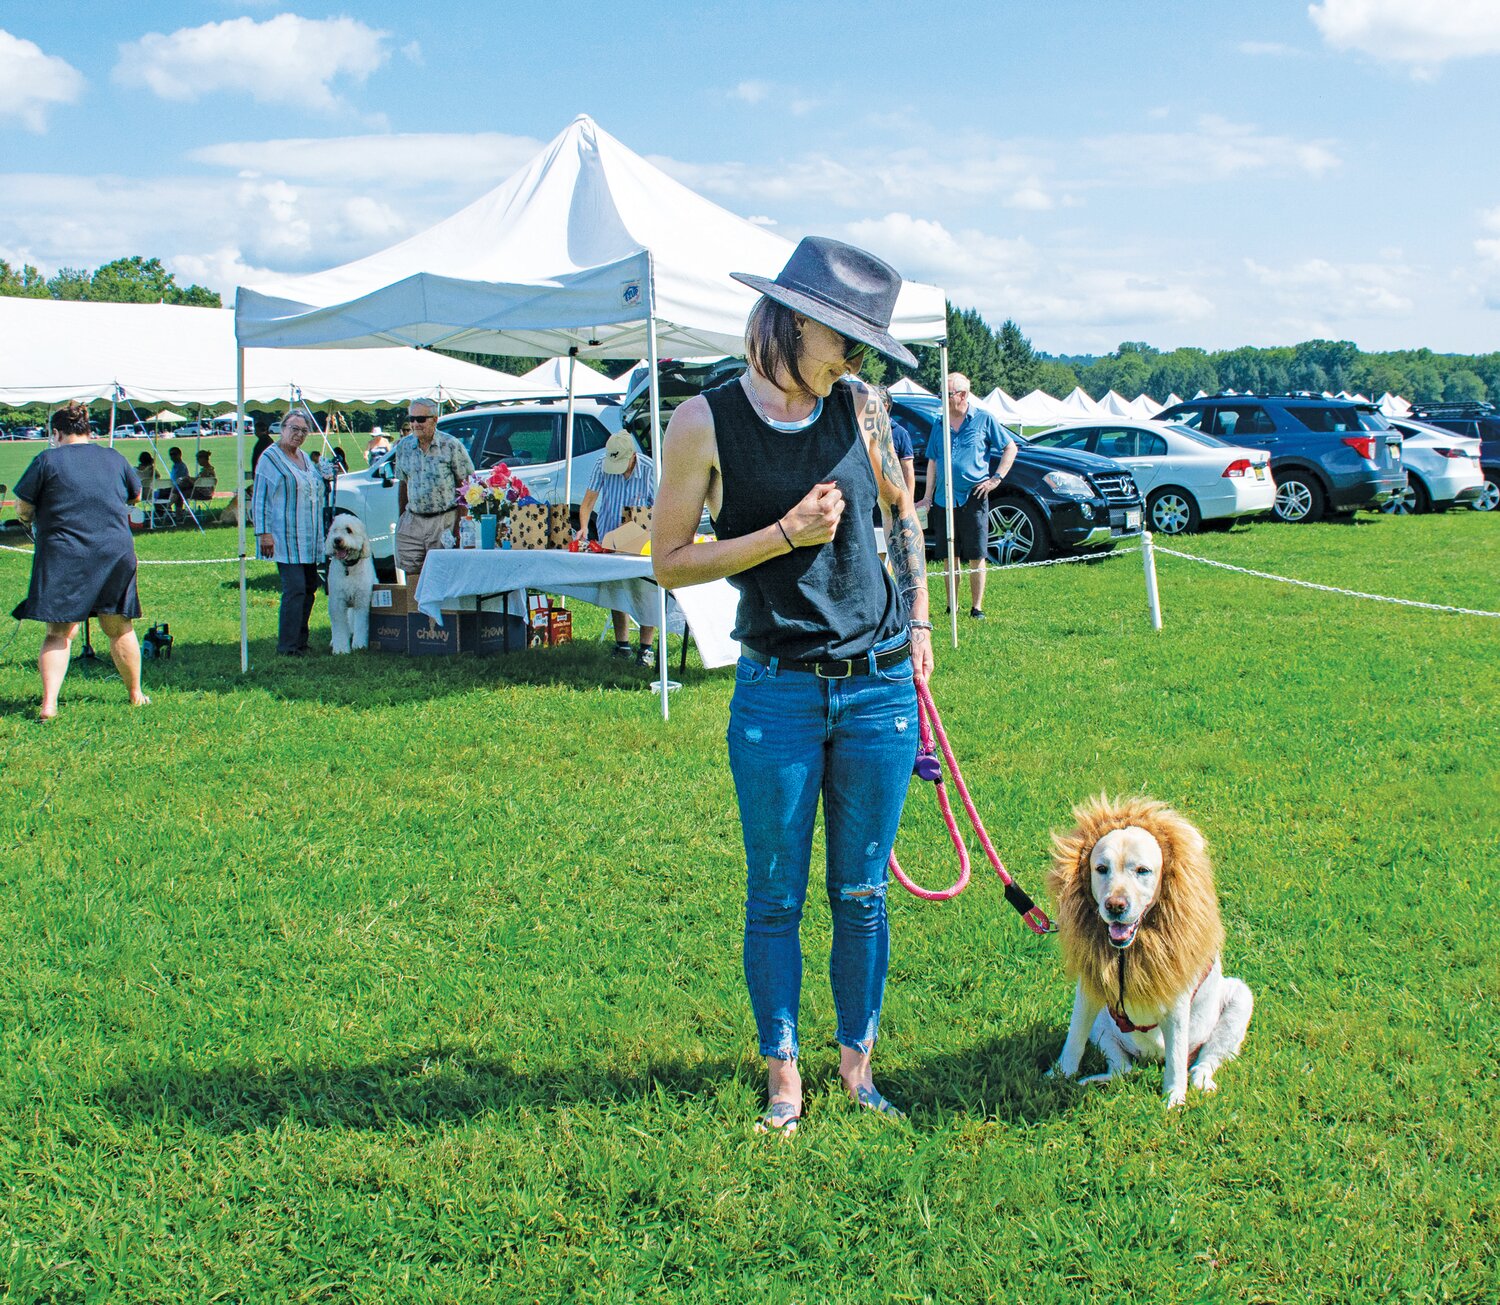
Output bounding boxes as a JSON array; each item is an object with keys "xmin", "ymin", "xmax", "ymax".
[{"xmin": 707, "ymin": 377, "xmax": 904, "ymax": 662}]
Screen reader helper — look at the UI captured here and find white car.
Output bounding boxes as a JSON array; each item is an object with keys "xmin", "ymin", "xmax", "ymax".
[
  {"xmin": 1381, "ymin": 418, "xmax": 1485, "ymax": 514},
  {"xmin": 1027, "ymin": 420, "xmax": 1275, "ymax": 535},
  {"xmin": 334, "ymin": 399, "xmax": 631, "ymax": 575}
]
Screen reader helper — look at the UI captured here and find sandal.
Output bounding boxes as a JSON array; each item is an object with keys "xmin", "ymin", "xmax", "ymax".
[
  {"xmin": 754, "ymin": 1100, "xmax": 801, "ymax": 1137},
  {"xmin": 854, "ymin": 1085, "xmax": 906, "ymax": 1121}
]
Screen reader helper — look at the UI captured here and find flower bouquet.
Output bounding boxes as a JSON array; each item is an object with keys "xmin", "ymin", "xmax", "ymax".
[{"xmin": 455, "ymin": 463, "xmax": 544, "ymax": 547}]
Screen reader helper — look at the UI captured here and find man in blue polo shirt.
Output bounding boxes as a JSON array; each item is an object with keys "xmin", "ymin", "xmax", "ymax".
[{"xmin": 915, "ymin": 373, "xmax": 1017, "ymax": 618}]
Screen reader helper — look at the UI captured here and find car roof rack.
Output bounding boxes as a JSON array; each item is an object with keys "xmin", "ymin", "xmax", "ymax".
[{"xmin": 1407, "ymin": 401, "xmax": 1496, "ymax": 418}]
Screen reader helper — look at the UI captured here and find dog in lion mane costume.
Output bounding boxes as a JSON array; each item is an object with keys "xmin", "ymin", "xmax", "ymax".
[{"xmin": 1046, "ymin": 794, "xmax": 1253, "ymax": 1107}]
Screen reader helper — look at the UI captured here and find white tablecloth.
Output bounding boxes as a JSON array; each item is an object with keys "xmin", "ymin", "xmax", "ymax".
[{"xmin": 412, "ymin": 549, "xmax": 741, "ymax": 668}]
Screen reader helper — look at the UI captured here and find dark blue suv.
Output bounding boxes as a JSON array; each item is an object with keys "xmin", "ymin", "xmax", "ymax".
[{"xmin": 1153, "ymin": 394, "xmax": 1405, "ymax": 523}]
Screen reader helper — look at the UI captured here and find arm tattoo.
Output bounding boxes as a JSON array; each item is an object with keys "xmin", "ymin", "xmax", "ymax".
[
  {"xmin": 862, "ymin": 392, "xmax": 905, "ymax": 502},
  {"xmin": 888, "ymin": 511, "xmax": 928, "ymax": 602}
]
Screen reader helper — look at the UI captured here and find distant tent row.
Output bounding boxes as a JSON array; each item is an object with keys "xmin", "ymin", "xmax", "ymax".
[{"xmin": 970, "ymin": 385, "xmax": 1416, "ymax": 427}]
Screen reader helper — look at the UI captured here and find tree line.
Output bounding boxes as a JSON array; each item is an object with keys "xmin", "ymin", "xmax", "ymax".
[
  {"xmin": 892, "ymin": 302, "xmax": 1498, "ymax": 405},
  {"xmin": 0, "ymin": 256, "xmax": 220, "ymax": 307},
  {"xmin": 3, "ymin": 256, "xmax": 1495, "ymax": 405}
]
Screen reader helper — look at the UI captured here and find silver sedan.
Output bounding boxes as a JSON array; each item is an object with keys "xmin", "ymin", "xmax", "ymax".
[{"xmin": 1027, "ymin": 420, "xmax": 1275, "ymax": 535}]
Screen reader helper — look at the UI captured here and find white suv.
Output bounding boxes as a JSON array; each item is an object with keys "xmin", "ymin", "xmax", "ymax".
[{"xmin": 333, "ymin": 399, "xmax": 631, "ymax": 575}]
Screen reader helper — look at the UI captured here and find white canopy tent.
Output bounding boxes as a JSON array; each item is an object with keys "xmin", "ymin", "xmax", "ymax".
[
  {"xmin": 521, "ymin": 355, "xmax": 628, "ymax": 397},
  {"xmin": 1012, "ymin": 388, "xmax": 1068, "ymax": 426},
  {"xmin": 0, "ymin": 297, "xmax": 549, "ymax": 408},
  {"xmin": 1057, "ymin": 386, "xmax": 1098, "ymax": 419},
  {"xmin": 1378, "ymin": 392, "xmax": 1412, "ymax": 416},
  {"xmin": 1129, "ymin": 393, "xmax": 1163, "ymax": 419},
  {"xmin": 233, "ymin": 114, "xmax": 950, "ymax": 713},
  {"xmin": 978, "ymin": 388, "xmax": 1022, "ymax": 423},
  {"xmin": 888, "ymin": 376, "xmax": 931, "ymax": 396},
  {"xmin": 1091, "ymin": 390, "xmax": 1134, "ymax": 418}
]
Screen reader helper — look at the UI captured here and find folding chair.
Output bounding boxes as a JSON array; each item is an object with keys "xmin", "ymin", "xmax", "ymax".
[{"xmin": 148, "ymin": 480, "xmax": 179, "ymax": 528}]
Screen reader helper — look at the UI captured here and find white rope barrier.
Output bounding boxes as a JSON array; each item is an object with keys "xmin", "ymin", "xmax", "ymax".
[
  {"xmin": 931, "ymin": 544, "xmax": 1140, "ymax": 580},
  {"xmin": 1153, "ymin": 544, "xmax": 1500, "ymax": 619}
]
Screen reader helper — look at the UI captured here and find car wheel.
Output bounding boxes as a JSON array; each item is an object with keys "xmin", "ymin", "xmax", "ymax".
[
  {"xmin": 1382, "ymin": 480, "xmax": 1420, "ymax": 514},
  {"xmin": 1146, "ymin": 488, "xmax": 1201, "ymax": 535},
  {"xmin": 1473, "ymin": 475, "xmax": 1500, "ymax": 512},
  {"xmin": 1273, "ymin": 472, "xmax": 1326, "ymax": 523},
  {"xmin": 987, "ymin": 499, "xmax": 1050, "ymax": 566}
]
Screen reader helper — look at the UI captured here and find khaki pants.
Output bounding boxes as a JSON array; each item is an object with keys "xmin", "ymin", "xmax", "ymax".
[{"xmin": 396, "ymin": 509, "xmax": 456, "ymax": 576}]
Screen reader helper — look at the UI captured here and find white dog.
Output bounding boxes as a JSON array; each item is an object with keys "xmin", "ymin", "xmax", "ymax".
[
  {"xmin": 1047, "ymin": 796, "xmax": 1253, "ymax": 1108},
  {"xmin": 325, "ymin": 514, "xmax": 375, "ymax": 654}
]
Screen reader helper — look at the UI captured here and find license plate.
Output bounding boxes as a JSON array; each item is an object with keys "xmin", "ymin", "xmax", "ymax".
[
  {"xmin": 1390, "ymin": 445, "xmax": 1401, "ymax": 462},
  {"xmin": 1125, "ymin": 509, "xmax": 1140, "ymax": 531},
  {"xmin": 1255, "ymin": 464, "xmax": 1266, "ymax": 480}
]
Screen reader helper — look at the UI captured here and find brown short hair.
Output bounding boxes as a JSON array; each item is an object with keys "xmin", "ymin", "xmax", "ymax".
[
  {"xmin": 51, "ymin": 402, "xmax": 90, "ymax": 436},
  {"xmin": 744, "ymin": 297, "xmax": 812, "ymax": 399}
]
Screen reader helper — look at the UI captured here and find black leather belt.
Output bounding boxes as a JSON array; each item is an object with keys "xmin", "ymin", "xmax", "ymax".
[
  {"xmin": 407, "ymin": 507, "xmax": 456, "ymax": 518},
  {"xmin": 742, "ymin": 634, "xmax": 911, "ymax": 679}
]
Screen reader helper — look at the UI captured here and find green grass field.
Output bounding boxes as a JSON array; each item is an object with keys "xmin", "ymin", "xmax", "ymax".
[{"xmin": 1, "ymin": 514, "xmax": 1496, "ymax": 1302}]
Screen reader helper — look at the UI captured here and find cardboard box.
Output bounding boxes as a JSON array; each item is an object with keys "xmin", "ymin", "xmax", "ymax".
[
  {"xmin": 370, "ymin": 612, "xmax": 409, "ymax": 653},
  {"xmin": 472, "ymin": 610, "xmax": 530, "ymax": 655},
  {"xmin": 601, "ymin": 521, "xmax": 650, "ymax": 554},
  {"xmin": 370, "ymin": 582, "xmax": 414, "ymax": 615},
  {"xmin": 547, "ymin": 609, "xmax": 573, "ymax": 647},
  {"xmin": 408, "ymin": 613, "xmax": 474, "ymax": 657}
]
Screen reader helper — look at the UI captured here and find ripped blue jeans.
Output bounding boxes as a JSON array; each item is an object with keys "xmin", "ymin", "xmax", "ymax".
[{"xmin": 727, "ymin": 631, "xmax": 919, "ymax": 1061}]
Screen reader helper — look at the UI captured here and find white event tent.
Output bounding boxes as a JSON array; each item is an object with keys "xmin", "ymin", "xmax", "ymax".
[
  {"xmin": 1094, "ymin": 390, "xmax": 1137, "ymax": 419},
  {"xmin": 521, "ymin": 355, "xmax": 628, "ymax": 398},
  {"xmin": 1057, "ymin": 386, "xmax": 1098, "ymax": 419},
  {"xmin": 232, "ymin": 114, "xmax": 950, "ymax": 712},
  {"xmin": 1012, "ymin": 388, "xmax": 1068, "ymax": 426},
  {"xmin": 888, "ymin": 376, "xmax": 931, "ymax": 396},
  {"xmin": 979, "ymin": 388, "xmax": 1023, "ymax": 423},
  {"xmin": 0, "ymin": 297, "xmax": 548, "ymax": 410}
]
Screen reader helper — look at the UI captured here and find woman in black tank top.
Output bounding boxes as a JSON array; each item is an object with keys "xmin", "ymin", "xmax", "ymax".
[{"xmin": 653, "ymin": 238, "xmax": 934, "ymax": 1134}]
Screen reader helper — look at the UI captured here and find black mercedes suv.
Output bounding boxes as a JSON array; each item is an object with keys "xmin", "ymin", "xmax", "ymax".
[{"xmin": 890, "ymin": 393, "xmax": 1143, "ymax": 564}]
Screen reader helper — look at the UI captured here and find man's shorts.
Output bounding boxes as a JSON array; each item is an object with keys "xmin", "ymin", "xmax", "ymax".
[
  {"xmin": 396, "ymin": 509, "xmax": 456, "ymax": 575},
  {"xmin": 928, "ymin": 490, "xmax": 989, "ymax": 563}
]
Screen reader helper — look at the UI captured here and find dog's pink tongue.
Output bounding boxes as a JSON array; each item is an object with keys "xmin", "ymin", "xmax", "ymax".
[{"xmin": 1108, "ymin": 922, "xmax": 1135, "ymax": 943}]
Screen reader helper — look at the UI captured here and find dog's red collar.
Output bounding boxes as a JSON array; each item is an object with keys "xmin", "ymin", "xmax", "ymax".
[{"xmin": 1109, "ymin": 964, "xmax": 1214, "ymax": 1036}]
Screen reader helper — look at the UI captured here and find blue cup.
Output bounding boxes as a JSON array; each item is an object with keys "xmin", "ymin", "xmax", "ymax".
[{"xmin": 479, "ymin": 515, "xmax": 498, "ymax": 549}]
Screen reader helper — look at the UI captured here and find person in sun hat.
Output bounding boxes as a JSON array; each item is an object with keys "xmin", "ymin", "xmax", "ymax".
[
  {"xmin": 652, "ymin": 236, "xmax": 933, "ymax": 1135},
  {"xmin": 576, "ymin": 431, "xmax": 657, "ymax": 666}
]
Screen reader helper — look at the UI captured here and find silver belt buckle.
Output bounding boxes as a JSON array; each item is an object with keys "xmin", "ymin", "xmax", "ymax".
[{"xmin": 815, "ymin": 658, "xmax": 854, "ymax": 679}]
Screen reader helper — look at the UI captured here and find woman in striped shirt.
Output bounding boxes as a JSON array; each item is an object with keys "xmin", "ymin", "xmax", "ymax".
[
  {"xmin": 252, "ymin": 413, "xmax": 330, "ymax": 656},
  {"xmin": 577, "ymin": 432, "xmax": 656, "ymax": 667}
]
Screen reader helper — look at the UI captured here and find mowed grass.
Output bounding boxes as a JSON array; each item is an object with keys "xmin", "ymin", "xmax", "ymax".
[{"xmin": 0, "ymin": 513, "xmax": 1496, "ymax": 1303}]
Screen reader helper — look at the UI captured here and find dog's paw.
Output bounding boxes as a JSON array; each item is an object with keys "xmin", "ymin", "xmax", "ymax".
[
  {"xmin": 1044, "ymin": 1062, "xmax": 1067, "ymax": 1080},
  {"xmin": 1189, "ymin": 1064, "xmax": 1218, "ymax": 1094},
  {"xmin": 1164, "ymin": 1087, "xmax": 1187, "ymax": 1108},
  {"xmin": 1078, "ymin": 1072, "xmax": 1115, "ymax": 1086}
]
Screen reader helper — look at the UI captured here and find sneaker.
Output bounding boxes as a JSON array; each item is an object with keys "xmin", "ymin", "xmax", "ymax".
[
  {"xmin": 970, "ymin": 608, "xmax": 985, "ymax": 620},
  {"xmin": 610, "ymin": 641, "xmax": 634, "ymax": 660},
  {"xmin": 636, "ymin": 645, "xmax": 657, "ymax": 670}
]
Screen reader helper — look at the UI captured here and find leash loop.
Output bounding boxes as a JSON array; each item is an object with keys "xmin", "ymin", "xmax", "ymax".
[{"xmin": 888, "ymin": 679, "xmax": 1055, "ymax": 934}]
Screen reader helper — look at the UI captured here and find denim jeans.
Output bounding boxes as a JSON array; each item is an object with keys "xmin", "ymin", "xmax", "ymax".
[
  {"xmin": 727, "ymin": 631, "xmax": 919, "ymax": 1061},
  {"xmin": 276, "ymin": 562, "xmax": 320, "ymax": 653}
]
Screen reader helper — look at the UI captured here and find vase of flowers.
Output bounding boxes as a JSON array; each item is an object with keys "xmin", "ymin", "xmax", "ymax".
[{"xmin": 456, "ymin": 462, "xmax": 534, "ymax": 548}]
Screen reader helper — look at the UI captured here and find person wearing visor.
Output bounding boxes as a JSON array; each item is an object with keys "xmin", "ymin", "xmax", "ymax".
[
  {"xmin": 653, "ymin": 237, "xmax": 933, "ymax": 1135},
  {"xmin": 577, "ymin": 431, "xmax": 657, "ymax": 667}
]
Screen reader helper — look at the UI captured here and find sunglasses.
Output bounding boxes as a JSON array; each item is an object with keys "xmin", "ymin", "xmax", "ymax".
[{"xmin": 841, "ymin": 337, "xmax": 869, "ymax": 365}]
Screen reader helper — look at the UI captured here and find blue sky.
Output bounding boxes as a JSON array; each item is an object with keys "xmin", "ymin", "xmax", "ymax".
[{"xmin": 3, "ymin": 1, "xmax": 1498, "ymax": 354}]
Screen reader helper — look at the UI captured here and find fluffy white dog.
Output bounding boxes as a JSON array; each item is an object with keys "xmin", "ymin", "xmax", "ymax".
[
  {"xmin": 1047, "ymin": 796, "xmax": 1254, "ymax": 1108},
  {"xmin": 325, "ymin": 514, "xmax": 375, "ymax": 654}
]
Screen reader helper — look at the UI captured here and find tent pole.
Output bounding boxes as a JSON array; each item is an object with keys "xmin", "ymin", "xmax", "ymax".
[
  {"xmin": 940, "ymin": 342, "xmax": 958, "ymax": 649},
  {"xmin": 237, "ymin": 349, "xmax": 249, "ymax": 673},
  {"xmin": 108, "ymin": 389, "xmax": 117, "ymax": 448},
  {"xmin": 562, "ymin": 347, "xmax": 578, "ymax": 515},
  {"xmin": 646, "ymin": 301, "xmax": 668, "ymax": 721}
]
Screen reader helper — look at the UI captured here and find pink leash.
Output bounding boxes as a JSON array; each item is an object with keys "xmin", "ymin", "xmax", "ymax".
[{"xmin": 888, "ymin": 679, "xmax": 1056, "ymax": 935}]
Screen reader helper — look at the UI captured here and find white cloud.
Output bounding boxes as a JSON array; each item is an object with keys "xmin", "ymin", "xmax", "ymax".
[
  {"xmin": 1087, "ymin": 115, "xmax": 1339, "ymax": 181},
  {"xmin": 1475, "ymin": 206, "xmax": 1500, "ymax": 267},
  {"xmin": 0, "ymin": 29, "xmax": 84, "ymax": 132},
  {"xmin": 1244, "ymin": 256, "xmax": 1414, "ymax": 314},
  {"xmin": 189, "ymin": 132, "xmax": 543, "ymax": 187},
  {"xmin": 1309, "ymin": 0, "xmax": 1500, "ymax": 73},
  {"xmin": 731, "ymin": 80, "xmax": 771, "ymax": 104},
  {"xmin": 844, "ymin": 212, "xmax": 1213, "ymax": 345},
  {"xmin": 745, "ymin": 215, "xmax": 778, "ymax": 226},
  {"xmin": 114, "ymin": 14, "xmax": 389, "ymax": 111}
]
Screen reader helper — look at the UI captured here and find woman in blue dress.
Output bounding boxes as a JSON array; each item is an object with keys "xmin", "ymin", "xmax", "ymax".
[{"xmin": 12, "ymin": 402, "xmax": 150, "ymax": 720}]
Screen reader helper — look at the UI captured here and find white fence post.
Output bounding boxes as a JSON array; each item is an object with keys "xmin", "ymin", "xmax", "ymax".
[{"xmin": 1141, "ymin": 530, "xmax": 1163, "ymax": 630}]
